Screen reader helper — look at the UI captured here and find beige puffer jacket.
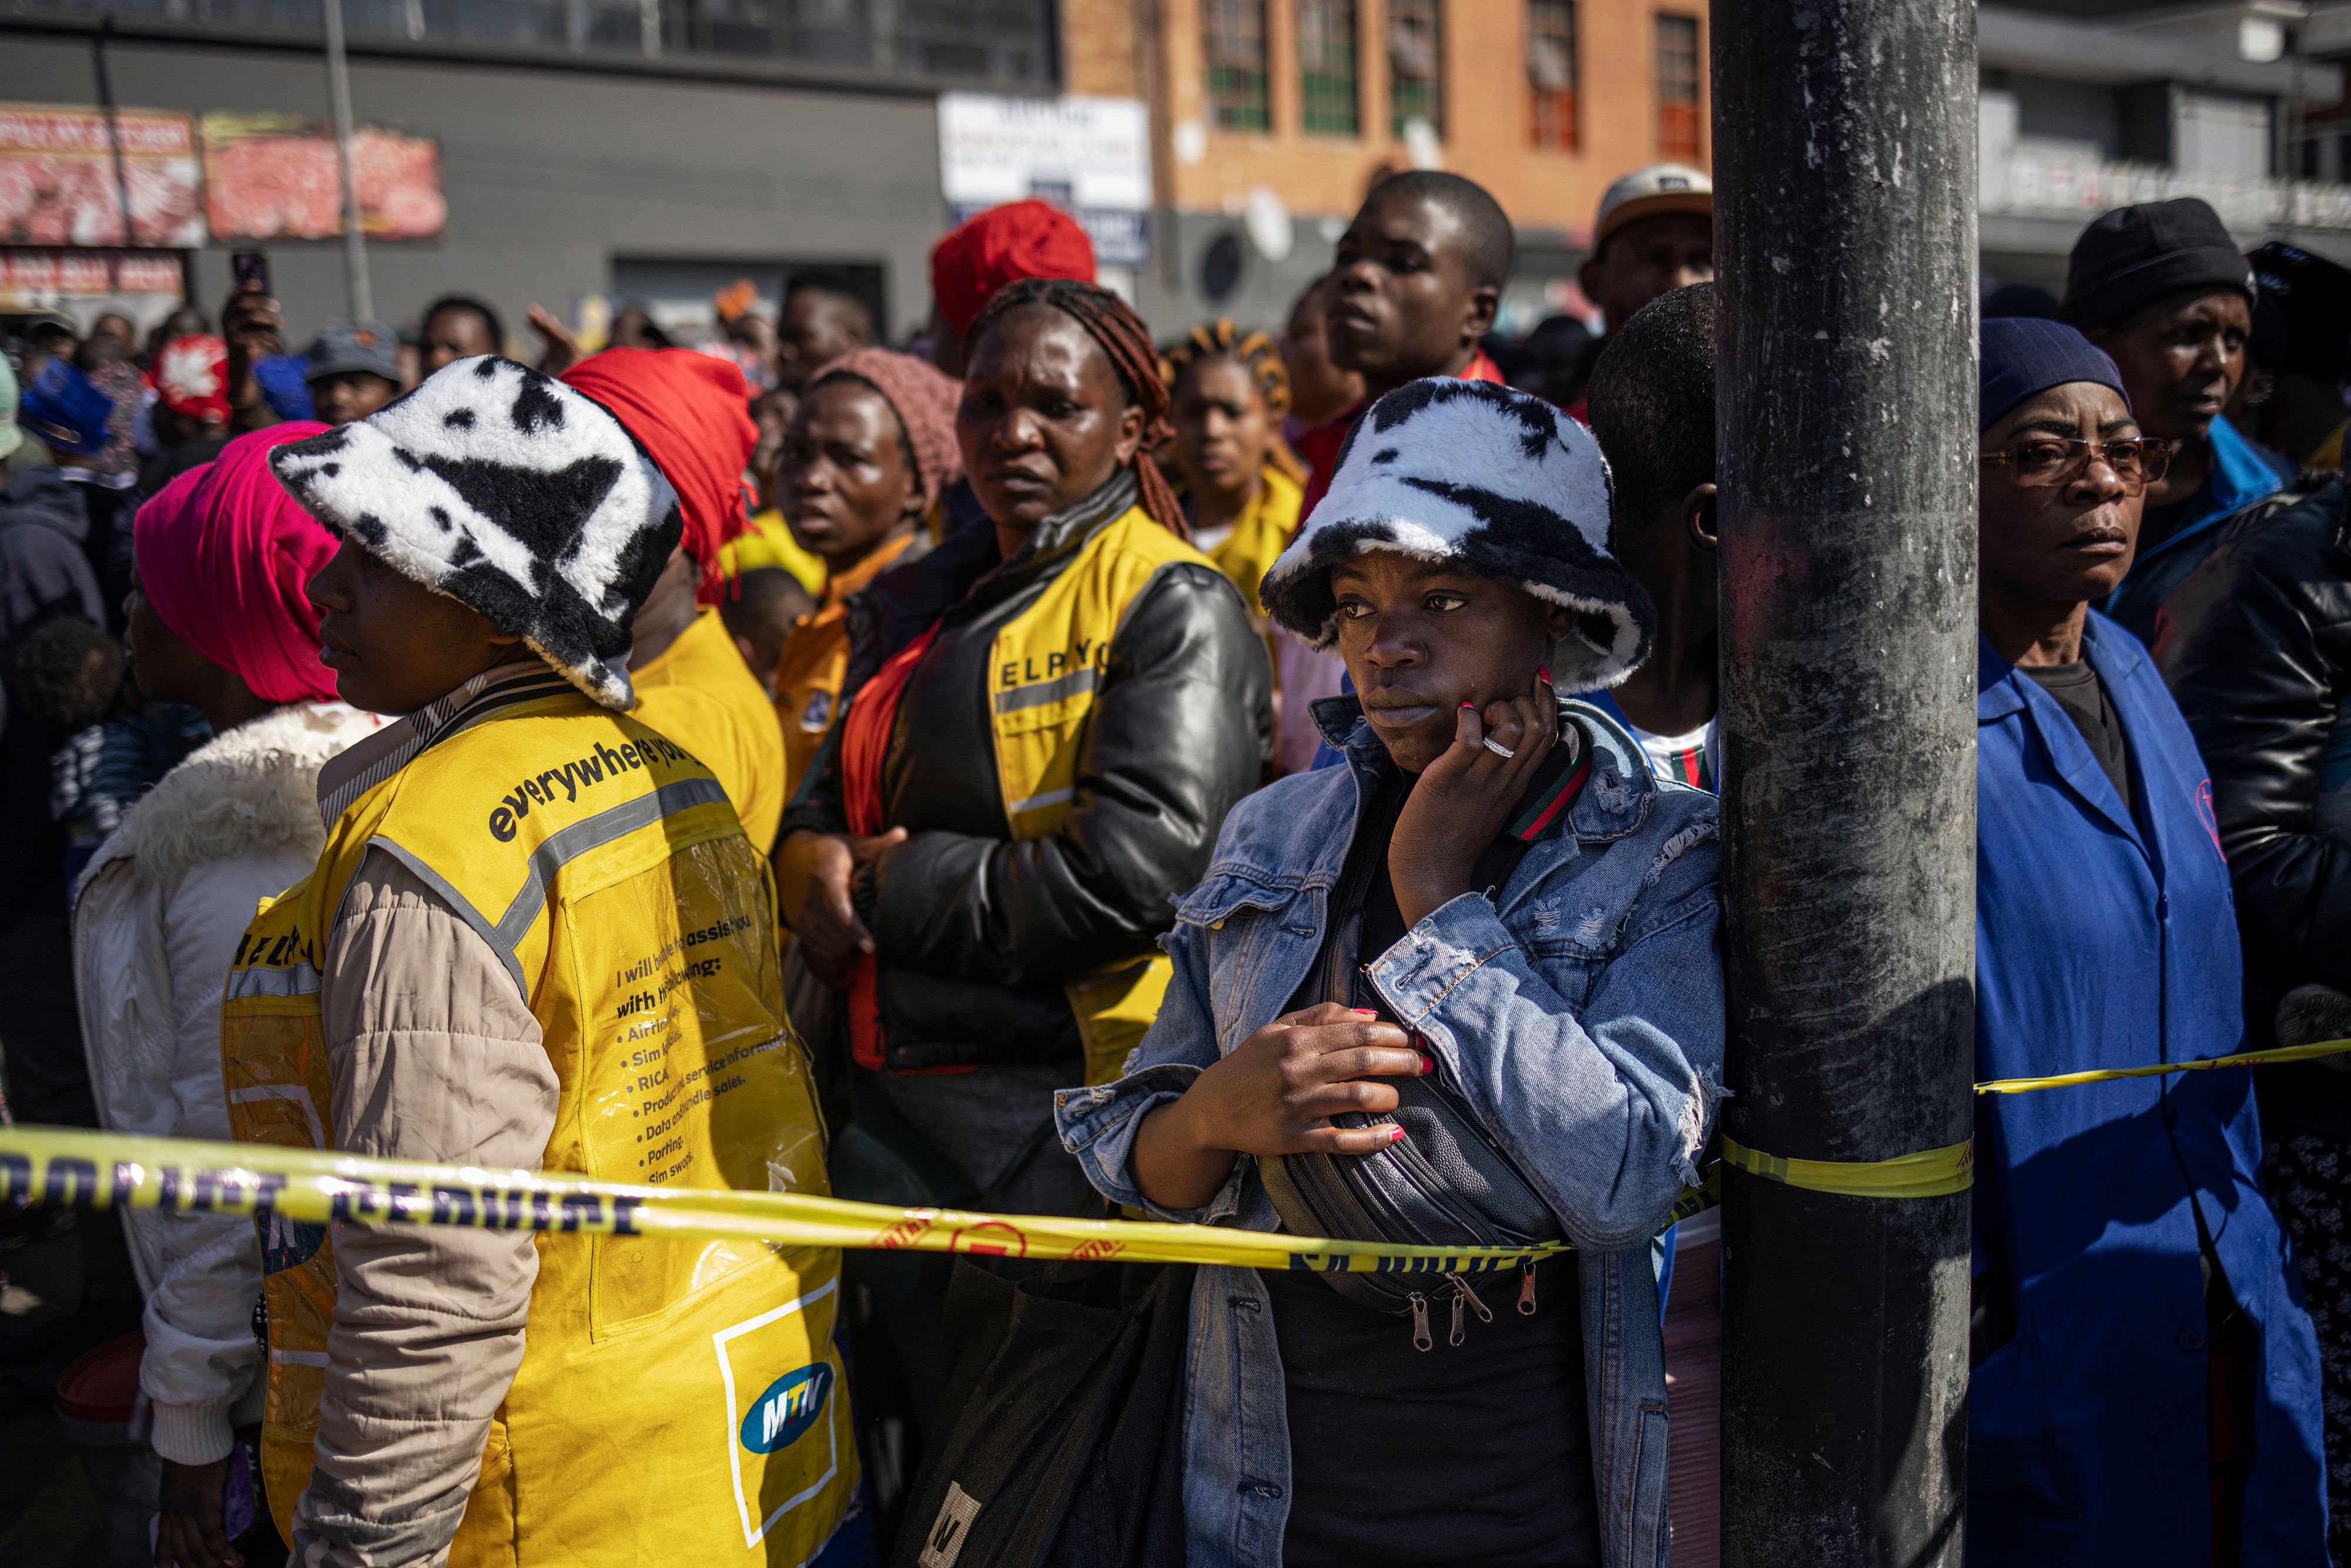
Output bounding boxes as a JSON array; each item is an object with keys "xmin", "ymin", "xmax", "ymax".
[{"xmin": 71, "ymin": 701, "xmax": 383, "ymax": 1466}]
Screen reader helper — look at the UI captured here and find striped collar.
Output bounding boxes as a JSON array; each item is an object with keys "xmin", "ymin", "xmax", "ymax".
[
  {"xmin": 1505, "ymin": 719, "xmax": 1591, "ymax": 842},
  {"xmin": 314, "ymin": 659, "xmax": 575, "ymax": 830}
]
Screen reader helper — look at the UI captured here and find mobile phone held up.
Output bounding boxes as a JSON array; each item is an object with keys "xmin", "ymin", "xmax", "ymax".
[{"xmin": 232, "ymin": 250, "xmax": 270, "ymax": 296}]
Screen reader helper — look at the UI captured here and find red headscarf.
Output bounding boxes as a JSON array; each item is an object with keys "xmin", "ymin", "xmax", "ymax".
[
  {"xmin": 561, "ymin": 348, "xmax": 758, "ymax": 603},
  {"xmin": 929, "ymin": 200, "xmax": 1096, "ymax": 340},
  {"xmin": 135, "ymin": 422, "xmax": 340, "ymax": 704}
]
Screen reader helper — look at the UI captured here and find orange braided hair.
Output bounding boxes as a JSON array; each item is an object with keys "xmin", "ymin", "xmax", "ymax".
[{"xmin": 1159, "ymin": 319, "xmax": 1307, "ymax": 483}]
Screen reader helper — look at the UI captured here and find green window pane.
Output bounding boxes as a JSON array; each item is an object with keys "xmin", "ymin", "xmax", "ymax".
[{"xmin": 1299, "ymin": 0, "xmax": 1360, "ymax": 137}]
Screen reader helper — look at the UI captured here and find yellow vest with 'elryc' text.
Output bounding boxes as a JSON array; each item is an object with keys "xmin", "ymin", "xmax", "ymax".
[
  {"xmin": 220, "ymin": 682, "xmax": 856, "ymax": 1567},
  {"xmin": 989, "ymin": 503, "xmax": 1210, "ymax": 1084}
]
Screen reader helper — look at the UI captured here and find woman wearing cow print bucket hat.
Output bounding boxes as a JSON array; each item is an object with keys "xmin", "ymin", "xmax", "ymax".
[
  {"xmin": 223, "ymin": 356, "xmax": 870, "ymax": 1567},
  {"xmin": 1054, "ymin": 377, "xmax": 1724, "ymax": 1567}
]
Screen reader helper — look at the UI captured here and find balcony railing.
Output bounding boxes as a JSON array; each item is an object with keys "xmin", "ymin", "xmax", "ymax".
[
  {"xmin": 1987, "ymin": 136, "xmax": 2351, "ymax": 234},
  {"xmin": 0, "ymin": 0, "xmax": 1056, "ymax": 83}
]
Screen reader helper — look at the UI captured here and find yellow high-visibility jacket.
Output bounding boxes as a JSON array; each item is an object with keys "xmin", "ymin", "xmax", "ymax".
[{"xmin": 221, "ymin": 663, "xmax": 855, "ymax": 1566}]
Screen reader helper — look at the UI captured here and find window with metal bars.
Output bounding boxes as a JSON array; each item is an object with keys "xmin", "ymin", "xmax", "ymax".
[
  {"xmin": 1299, "ymin": 0, "xmax": 1360, "ymax": 138},
  {"xmin": 1656, "ymin": 12, "xmax": 1701, "ymax": 162},
  {"xmin": 4, "ymin": 0, "xmax": 1054, "ymax": 73},
  {"xmin": 1204, "ymin": 0, "xmax": 1271, "ymax": 130},
  {"xmin": 1527, "ymin": 0, "xmax": 1578, "ymax": 150},
  {"xmin": 1388, "ymin": 0, "xmax": 1443, "ymax": 141}
]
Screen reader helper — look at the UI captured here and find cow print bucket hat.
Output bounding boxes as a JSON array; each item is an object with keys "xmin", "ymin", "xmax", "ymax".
[
  {"xmin": 1259, "ymin": 376, "xmax": 1655, "ymax": 693},
  {"xmin": 269, "ymin": 356, "xmax": 683, "ymax": 709}
]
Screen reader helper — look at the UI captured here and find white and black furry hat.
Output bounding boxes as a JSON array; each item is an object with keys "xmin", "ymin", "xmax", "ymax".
[
  {"xmin": 270, "ymin": 356, "xmax": 682, "ymax": 710},
  {"xmin": 1259, "ymin": 377, "xmax": 1656, "ymax": 692}
]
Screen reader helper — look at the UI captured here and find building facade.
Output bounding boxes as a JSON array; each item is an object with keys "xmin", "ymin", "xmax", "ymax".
[
  {"xmin": 1074, "ymin": 0, "xmax": 1716, "ymax": 333},
  {"xmin": 8, "ymin": 1, "xmax": 2351, "ymax": 352},
  {"xmin": 0, "ymin": 1, "xmax": 1053, "ymax": 347}
]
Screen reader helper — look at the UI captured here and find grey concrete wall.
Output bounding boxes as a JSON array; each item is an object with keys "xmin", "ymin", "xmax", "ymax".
[{"xmin": 0, "ymin": 31, "xmax": 949, "ymax": 348}]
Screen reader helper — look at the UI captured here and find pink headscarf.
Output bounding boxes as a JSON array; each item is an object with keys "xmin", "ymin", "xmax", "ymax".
[{"xmin": 134, "ymin": 422, "xmax": 341, "ymax": 704}]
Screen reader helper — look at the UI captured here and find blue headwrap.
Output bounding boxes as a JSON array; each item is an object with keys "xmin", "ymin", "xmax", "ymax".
[
  {"xmin": 17, "ymin": 357, "xmax": 115, "ymax": 455},
  {"xmin": 1980, "ymin": 316, "xmax": 2131, "ymax": 431}
]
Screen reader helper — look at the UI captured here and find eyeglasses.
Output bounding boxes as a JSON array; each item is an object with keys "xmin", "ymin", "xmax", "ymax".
[{"xmin": 1979, "ymin": 435, "xmax": 2173, "ymax": 491}]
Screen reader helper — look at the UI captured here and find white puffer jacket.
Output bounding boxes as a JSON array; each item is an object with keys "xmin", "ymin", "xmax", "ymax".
[{"xmin": 71, "ymin": 701, "xmax": 383, "ymax": 1466}]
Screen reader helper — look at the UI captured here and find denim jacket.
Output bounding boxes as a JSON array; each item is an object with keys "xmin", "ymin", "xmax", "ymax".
[{"xmin": 1054, "ymin": 695, "xmax": 1726, "ymax": 1568}]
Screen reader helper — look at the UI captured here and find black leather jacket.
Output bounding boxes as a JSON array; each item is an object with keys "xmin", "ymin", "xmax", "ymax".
[
  {"xmin": 2158, "ymin": 478, "xmax": 2351, "ymax": 1139},
  {"xmin": 779, "ymin": 473, "xmax": 1274, "ymax": 1071}
]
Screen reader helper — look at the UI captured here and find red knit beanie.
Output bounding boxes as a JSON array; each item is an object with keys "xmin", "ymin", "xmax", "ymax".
[
  {"xmin": 561, "ymin": 347, "xmax": 757, "ymax": 603},
  {"xmin": 929, "ymin": 200, "xmax": 1097, "ymax": 340}
]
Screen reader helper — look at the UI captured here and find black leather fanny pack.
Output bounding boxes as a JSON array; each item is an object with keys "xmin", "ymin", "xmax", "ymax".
[{"xmin": 1258, "ymin": 737, "xmax": 1584, "ymax": 1344}]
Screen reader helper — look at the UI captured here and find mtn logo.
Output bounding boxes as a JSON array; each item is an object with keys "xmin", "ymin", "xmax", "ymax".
[{"xmin": 739, "ymin": 1363, "xmax": 832, "ymax": 1455}]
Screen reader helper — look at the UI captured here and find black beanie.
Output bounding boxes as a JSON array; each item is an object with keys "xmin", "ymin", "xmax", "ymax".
[
  {"xmin": 2250, "ymin": 240, "xmax": 2351, "ymax": 381},
  {"xmin": 2057, "ymin": 198, "xmax": 2255, "ymax": 329}
]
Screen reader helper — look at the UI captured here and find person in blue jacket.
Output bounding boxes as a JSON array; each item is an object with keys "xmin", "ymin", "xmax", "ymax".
[
  {"xmin": 2057, "ymin": 197, "xmax": 2296, "ymax": 645},
  {"xmin": 1971, "ymin": 314, "xmax": 2327, "ymax": 1565}
]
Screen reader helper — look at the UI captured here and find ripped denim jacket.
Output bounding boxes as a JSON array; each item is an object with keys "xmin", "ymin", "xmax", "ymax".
[{"xmin": 1054, "ymin": 696, "xmax": 1726, "ymax": 1568}]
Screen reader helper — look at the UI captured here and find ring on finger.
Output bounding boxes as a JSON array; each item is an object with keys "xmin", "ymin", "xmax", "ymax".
[{"xmin": 1482, "ymin": 736, "xmax": 1516, "ymax": 759}]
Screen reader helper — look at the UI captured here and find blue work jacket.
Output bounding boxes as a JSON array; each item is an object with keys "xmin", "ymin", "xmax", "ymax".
[
  {"xmin": 2104, "ymin": 413, "xmax": 2292, "ymax": 645},
  {"xmin": 1971, "ymin": 613, "xmax": 2326, "ymax": 1565}
]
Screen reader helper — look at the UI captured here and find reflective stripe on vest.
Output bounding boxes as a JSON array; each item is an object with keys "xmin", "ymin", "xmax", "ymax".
[{"xmin": 220, "ymin": 686, "xmax": 855, "ymax": 1563}]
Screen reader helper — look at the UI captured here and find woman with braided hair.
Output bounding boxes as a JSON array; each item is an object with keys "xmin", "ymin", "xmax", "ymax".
[
  {"xmin": 773, "ymin": 278, "xmax": 1272, "ymax": 1426},
  {"xmin": 1162, "ymin": 319, "xmax": 1308, "ymax": 614}
]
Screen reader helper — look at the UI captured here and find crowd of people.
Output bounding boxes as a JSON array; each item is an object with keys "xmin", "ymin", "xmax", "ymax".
[{"xmin": 4, "ymin": 152, "xmax": 2351, "ymax": 1568}]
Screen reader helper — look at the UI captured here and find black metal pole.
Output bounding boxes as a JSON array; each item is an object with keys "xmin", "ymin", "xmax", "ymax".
[
  {"xmin": 1711, "ymin": 4, "xmax": 1978, "ymax": 1564},
  {"xmin": 92, "ymin": 20, "xmax": 139, "ymax": 252}
]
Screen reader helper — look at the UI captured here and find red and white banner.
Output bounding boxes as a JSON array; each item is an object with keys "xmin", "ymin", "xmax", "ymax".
[
  {"xmin": 0, "ymin": 104, "xmax": 205, "ymax": 249},
  {"xmin": 0, "ymin": 247, "xmax": 186, "ymax": 307},
  {"xmin": 200, "ymin": 113, "xmax": 446, "ymax": 242}
]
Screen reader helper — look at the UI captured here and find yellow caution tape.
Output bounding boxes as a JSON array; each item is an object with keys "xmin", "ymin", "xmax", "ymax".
[
  {"xmin": 1718, "ymin": 1131, "xmax": 1974, "ymax": 1198},
  {"xmin": 1717, "ymin": 1036, "xmax": 2351, "ymax": 1198},
  {"xmin": 1975, "ymin": 1036, "xmax": 2351, "ymax": 1095},
  {"xmin": 0, "ymin": 1125, "xmax": 1717, "ymax": 1272}
]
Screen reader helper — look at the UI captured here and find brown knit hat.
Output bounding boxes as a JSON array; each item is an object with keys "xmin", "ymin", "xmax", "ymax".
[{"xmin": 805, "ymin": 347, "xmax": 966, "ymax": 515}]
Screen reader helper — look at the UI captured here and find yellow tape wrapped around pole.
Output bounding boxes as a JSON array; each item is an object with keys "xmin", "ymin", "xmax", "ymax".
[
  {"xmin": 1717, "ymin": 1036, "xmax": 2351, "ymax": 1195},
  {"xmin": 1717, "ymin": 1132, "xmax": 1975, "ymax": 1199},
  {"xmin": 0, "ymin": 1125, "xmax": 1718, "ymax": 1273}
]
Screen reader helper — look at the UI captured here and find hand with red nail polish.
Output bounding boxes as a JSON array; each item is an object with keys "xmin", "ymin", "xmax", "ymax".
[{"xmin": 1131, "ymin": 1000, "xmax": 1424, "ymax": 1210}]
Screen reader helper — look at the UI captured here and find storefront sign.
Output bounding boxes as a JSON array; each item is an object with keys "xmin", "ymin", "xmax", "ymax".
[
  {"xmin": 937, "ymin": 93, "xmax": 1152, "ymax": 266},
  {"xmin": 0, "ymin": 246, "xmax": 185, "ymax": 309}
]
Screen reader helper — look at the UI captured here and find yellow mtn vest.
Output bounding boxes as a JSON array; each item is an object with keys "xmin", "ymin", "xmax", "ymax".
[
  {"xmin": 988, "ymin": 503, "xmax": 1207, "ymax": 1085},
  {"xmin": 220, "ymin": 682, "xmax": 855, "ymax": 1566},
  {"xmin": 1200, "ymin": 463, "xmax": 1301, "ymax": 618}
]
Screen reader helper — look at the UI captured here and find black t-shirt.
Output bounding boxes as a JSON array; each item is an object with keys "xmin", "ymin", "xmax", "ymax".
[
  {"xmin": 2021, "ymin": 659, "xmax": 2131, "ymax": 811},
  {"xmin": 1263, "ymin": 1258, "xmax": 1597, "ymax": 1567},
  {"xmin": 1267, "ymin": 743, "xmax": 1602, "ymax": 1568}
]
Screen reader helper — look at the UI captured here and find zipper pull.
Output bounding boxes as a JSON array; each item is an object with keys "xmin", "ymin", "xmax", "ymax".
[
  {"xmin": 1409, "ymin": 1291, "xmax": 1433, "ymax": 1352},
  {"xmin": 1518, "ymin": 1261, "xmax": 1539, "ymax": 1316},
  {"xmin": 1445, "ymin": 1271, "xmax": 1494, "ymax": 1325},
  {"xmin": 1449, "ymin": 1288, "xmax": 1467, "ymax": 1346}
]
